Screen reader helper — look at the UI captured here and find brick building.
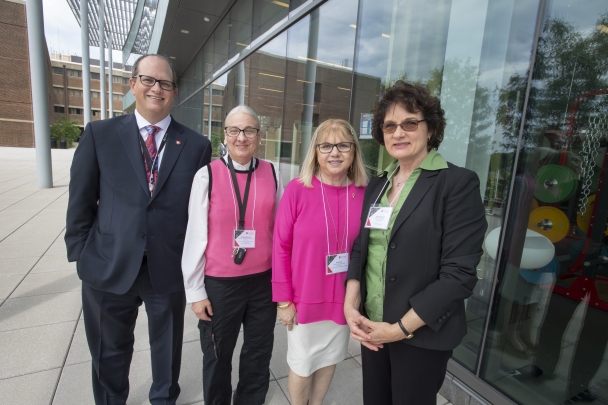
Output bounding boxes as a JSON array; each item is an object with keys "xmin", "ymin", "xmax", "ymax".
[
  {"xmin": 0, "ymin": 0, "xmax": 54, "ymax": 148},
  {"xmin": 50, "ymin": 53, "xmax": 132, "ymax": 128}
]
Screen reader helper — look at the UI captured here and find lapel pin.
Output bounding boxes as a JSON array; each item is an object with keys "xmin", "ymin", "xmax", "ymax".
[{"xmin": 176, "ymin": 140, "xmax": 181, "ymax": 145}]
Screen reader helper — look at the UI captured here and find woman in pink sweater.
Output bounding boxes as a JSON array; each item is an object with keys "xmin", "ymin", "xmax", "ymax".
[{"xmin": 272, "ymin": 119, "xmax": 368, "ymax": 405}]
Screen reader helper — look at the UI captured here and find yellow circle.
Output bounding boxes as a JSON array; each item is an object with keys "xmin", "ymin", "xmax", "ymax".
[
  {"xmin": 576, "ymin": 194, "xmax": 608, "ymax": 236},
  {"xmin": 528, "ymin": 207, "xmax": 570, "ymax": 243}
]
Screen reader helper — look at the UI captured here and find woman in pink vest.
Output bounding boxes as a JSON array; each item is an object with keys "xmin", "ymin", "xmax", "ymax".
[
  {"xmin": 272, "ymin": 119, "xmax": 368, "ymax": 405},
  {"xmin": 182, "ymin": 105, "xmax": 283, "ymax": 405}
]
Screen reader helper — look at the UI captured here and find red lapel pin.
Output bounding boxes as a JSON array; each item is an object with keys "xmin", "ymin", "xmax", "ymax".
[{"xmin": 176, "ymin": 140, "xmax": 181, "ymax": 145}]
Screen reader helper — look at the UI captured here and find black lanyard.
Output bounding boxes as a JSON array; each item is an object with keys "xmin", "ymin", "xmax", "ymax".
[
  {"xmin": 139, "ymin": 131, "xmax": 168, "ymax": 182},
  {"xmin": 227, "ymin": 155, "xmax": 254, "ymax": 230}
]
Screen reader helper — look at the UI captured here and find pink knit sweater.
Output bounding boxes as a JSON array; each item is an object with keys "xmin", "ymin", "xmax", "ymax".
[{"xmin": 272, "ymin": 176, "xmax": 366, "ymax": 325}]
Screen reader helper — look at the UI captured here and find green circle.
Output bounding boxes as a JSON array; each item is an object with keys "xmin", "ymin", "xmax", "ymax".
[{"xmin": 534, "ymin": 165, "xmax": 578, "ymax": 203}]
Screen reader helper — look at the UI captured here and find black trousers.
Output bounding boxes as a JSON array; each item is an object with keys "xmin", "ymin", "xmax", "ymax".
[
  {"xmin": 361, "ymin": 342, "xmax": 452, "ymax": 405},
  {"xmin": 199, "ymin": 270, "xmax": 276, "ymax": 405},
  {"xmin": 81, "ymin": 260, "xmax": 186, "ymax": 405},
  {"xmin": 534, "ymin": 290, "xmax": 608, "ymax": 397}
]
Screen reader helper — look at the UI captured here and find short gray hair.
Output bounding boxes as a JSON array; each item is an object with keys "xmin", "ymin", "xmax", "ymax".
[
  {"xmin": 224, "ymin": 105, "xmax": 260, "ymax": 128},
  {"xmin": 132, "ymin": 54, "xmax": 178, "ymax": 85}
]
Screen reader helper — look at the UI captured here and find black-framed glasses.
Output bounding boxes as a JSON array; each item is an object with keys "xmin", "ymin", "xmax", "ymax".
[
  {"xmin": 316, "ymin": 142, "xmax": 353, "ymax": 154},
  {"xmin": 133, "ymin": 75, "xmax": 176, "ymax": 91},
  {"xmin": 382, "ymin": 119, "xmax": 426, "ymax": 133},
  {"xmin": 225, "ymin": 126, "xmax": 260, "ymax": 138}
]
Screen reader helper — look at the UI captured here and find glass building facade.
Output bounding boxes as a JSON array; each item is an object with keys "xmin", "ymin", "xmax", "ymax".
[{"xmin": 171, "ymin": 0, "xmax": 608, "ymax": 403}]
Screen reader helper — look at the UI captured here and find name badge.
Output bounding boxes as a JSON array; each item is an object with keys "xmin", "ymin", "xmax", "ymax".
[
  {"xmin": 233, "ymin": 230, "xmax": 256, "ymax": 248},
  {"xmin": 364, "ymin": 204, "xmax": 393, "ymax": 230},
  {"xmin": 326, "ymin": 253, "xmax": 349, "ymax": 275}
]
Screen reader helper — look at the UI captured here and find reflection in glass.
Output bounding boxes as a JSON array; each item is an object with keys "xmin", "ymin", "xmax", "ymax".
[
  {"xmin": 229, "ymin": 0, "xmax": 253, "ymax": 60},
  {"xmin": 252, "ymin": 0, "xmax": 290, "ymax": 41},
  {"xmin": 222, "ymin": 31, "xmax": 289, "ymax": 165},
  {"xmin": 283, "ymin": 0, "xmax": 358, "ymax": 179},
  {"xmin": 481, "ymin": 1, "xmax": 608, "ymax": 404}
]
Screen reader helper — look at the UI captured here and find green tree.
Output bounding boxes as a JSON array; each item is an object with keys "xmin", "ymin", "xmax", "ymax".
[
  {"xmin": 50, "ymin": 117, "xmax": 81, "ymax": 146},
  {"xmin": 497, "ymin": 13, "xmax": 608, "ymax": 153}
]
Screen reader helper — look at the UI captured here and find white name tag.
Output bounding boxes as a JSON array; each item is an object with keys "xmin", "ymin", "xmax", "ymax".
[
  {"xmin": 233, "ymin": 230, "xmax": 256, "ymax": 248},
  {"xmin": 364, "ymin": 205, "xmax": 393, "ymax": 230},
  {"xmin": 326, "ymin": 253, "xmax": 349, "ymax": 275}
]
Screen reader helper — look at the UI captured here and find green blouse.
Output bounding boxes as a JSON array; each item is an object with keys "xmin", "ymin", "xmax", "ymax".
[{"xmin": 364, "ymin": 149, "xmax": 448, "ymax": 322}]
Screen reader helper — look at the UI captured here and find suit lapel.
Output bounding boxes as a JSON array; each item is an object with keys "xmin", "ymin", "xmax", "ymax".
[
  {"xmin": 119, "ymin": 114, "xmax": 149, "ymax": 196},
  {"xmin": 390, "ymin": 170, "xmax": 438, "ymax": 240},
  {"xmin": 151, "ymin": 119, "xmax": 186, "ymax": 201}
]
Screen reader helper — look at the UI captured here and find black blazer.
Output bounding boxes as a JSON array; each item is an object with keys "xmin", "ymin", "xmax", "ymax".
[
  {"xmin": 65, "ymin": 113, "xmax": 211, "ymax": 295},
  {"xmin": 347, "ymin": 162, "xmax": 487, "ymax": 351}
]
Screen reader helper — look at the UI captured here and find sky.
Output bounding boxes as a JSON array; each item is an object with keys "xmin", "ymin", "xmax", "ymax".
[{"xmin": 42, "ymin": 0, "xmax": 131, "ymax": 64}]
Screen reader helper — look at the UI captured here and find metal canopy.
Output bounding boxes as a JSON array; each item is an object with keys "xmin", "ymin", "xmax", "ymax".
[{"xmin": 66, "ymin": 0, "xmax": 159, "ymax": 56}]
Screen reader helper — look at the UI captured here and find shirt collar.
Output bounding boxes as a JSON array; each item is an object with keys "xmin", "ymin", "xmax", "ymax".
[
  {"xmin": 382, "ymin": 149, "xmax": 448, "ymax": 176},
  {"xmin": 134, "ymin": 109, "xmax": 172, "ymax": 132},
  {"xmin": 222, "ymin": 154, "xmax": 256, "ymax": 170}
]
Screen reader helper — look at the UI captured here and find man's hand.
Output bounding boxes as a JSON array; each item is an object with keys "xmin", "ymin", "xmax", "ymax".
[{"xmin": 191, "ymin": 299, "xmax": 213, "ymax": 321}]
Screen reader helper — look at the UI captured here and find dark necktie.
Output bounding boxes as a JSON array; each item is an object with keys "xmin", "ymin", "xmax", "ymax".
[{"xmin": 142, "ymin": 125, "xmax": 161, "ymax": 195}]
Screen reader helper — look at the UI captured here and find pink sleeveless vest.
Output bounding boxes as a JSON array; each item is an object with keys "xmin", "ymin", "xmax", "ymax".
[{"xmin": 205, "ymin": 158, "xmax": 276, "ymax": 277}]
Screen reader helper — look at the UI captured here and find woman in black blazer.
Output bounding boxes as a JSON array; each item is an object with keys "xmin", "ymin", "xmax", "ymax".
[{"xmin": 344, "ymin": 81, "xmax": 487, "ymax": 405}]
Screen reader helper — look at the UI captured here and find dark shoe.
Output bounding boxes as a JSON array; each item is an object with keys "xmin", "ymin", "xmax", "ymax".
[
  {"xmin": 531, "ymin": 365, "xmax": 543, "ymax": 377},
  {"xmin": 570, "ymin": 388, "xmax": 598, "ymax": 402}
]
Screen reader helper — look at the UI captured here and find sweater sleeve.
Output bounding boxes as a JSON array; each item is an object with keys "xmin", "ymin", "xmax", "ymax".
[
  {"xmin": 271, "ymin": 179, "xmax": 298, "ymax": 302},
  {"xmin": 181, "ymin": 167, "xmax": 210, "ymax": 303}
]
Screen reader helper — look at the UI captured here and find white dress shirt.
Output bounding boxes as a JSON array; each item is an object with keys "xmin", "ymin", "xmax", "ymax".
[
  {"xmin": 181, "ymin": 156, "xmax": 284, "ymax": 303},
  {"xmin": 134, "ymin": 110, "xmax": 172, "ymax": 172}
]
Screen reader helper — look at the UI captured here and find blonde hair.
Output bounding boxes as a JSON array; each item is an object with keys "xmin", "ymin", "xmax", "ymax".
[{"xmin": 299, "ymin": 119, "xmax": 368, "ymax": 188}]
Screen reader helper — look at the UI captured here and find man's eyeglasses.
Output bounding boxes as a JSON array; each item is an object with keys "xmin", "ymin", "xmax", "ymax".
[
  {"xmin": 133, "ymin": 75, "xmax": 176, "ymax": 91},
  {"xmin": 382, "ymin": 119, "xmax": 426, "ymax": 133},
  {"xmin": 316, "ymin": 142, "xmax": 353, "ymax": 154},
  {"xmin": 225, "ymin": 126, "xmax": 260, "ymax": 138}
]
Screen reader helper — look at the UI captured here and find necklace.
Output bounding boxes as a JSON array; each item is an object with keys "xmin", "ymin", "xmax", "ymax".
[
  {"xmin": 394, "ymin": 174, "xmax": 408, "ymax": 188},
  {"xmin": 320, "ymin": 174, "xmax": 349, "ymax": 254}
]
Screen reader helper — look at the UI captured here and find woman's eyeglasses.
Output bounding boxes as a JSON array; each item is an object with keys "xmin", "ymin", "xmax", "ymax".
[
  {"xmin": 316, "ymin": 142, "xmax": 353, "ymax": 154},
  {"xmin": 382, "ymin": 119, "xmax": 426, "ymax": 133},
  {"xmin": 224, "ymin": 126, "xmax": 260, "ymax": 138}
]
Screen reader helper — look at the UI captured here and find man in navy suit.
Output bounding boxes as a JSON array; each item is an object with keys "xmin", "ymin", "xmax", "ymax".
[{"xmin": 65, "ymin": 54, "xmax": 211, "ymax": 405}]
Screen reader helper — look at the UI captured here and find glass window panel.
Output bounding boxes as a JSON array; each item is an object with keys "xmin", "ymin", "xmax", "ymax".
[
  {"xmin": 229, "ymin": 0, "xmax": 253, "ymax": 59},
  {"xmin": 210, "ymin": 73, "xmax": 228, "ymax": 157},
  {"xmin": 252, "ymin": 0, "xmax": 290, "ymax": 41},
  {"xmin": 181, "ymin": 89, "xmax": 205, "ymax": 135},
  {"xmin": 249, "ymin": 31, "xmax": 288, "ymax": 167},
  {"xmin": 479, "ymin": 2, "xmax": 608, "ymax": 404},
  {"xmin": 213, "ymin": 19, "xmax": 230, "ymax": 72},
  {"xmin": 350, "ymin": 0, "xmax": 551, "ymax": 382},
  {"xmin": 283, "ymin": 0, "xmax": 358, "ymax": 180},
  {"xmin": 202, "ymin": 40, "xmax": 215, "ymax": 86}
]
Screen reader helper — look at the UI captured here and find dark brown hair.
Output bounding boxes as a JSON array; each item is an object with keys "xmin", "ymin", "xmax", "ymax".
[
  {"xmin": 371, "ymin": 81, "xmax": 445, "ymax": 150},
  {"xmin": 132, "ymin": 54, "xmax": 178, "ymax": 85}
]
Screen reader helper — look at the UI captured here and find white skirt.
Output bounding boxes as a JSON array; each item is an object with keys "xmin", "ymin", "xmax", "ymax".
[{"xmin": 286, "ymin": 320, "xmax": 350, "ymax": 377}]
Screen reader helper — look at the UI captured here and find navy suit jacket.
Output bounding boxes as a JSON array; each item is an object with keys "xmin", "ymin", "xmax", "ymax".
[
  {"xmin": 65, "ymin": 113, "xmax": 212, "ymax": 295},
  {"xmin": 347, "ymin": 163, "xmax": 487, "ymax": 351}
]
